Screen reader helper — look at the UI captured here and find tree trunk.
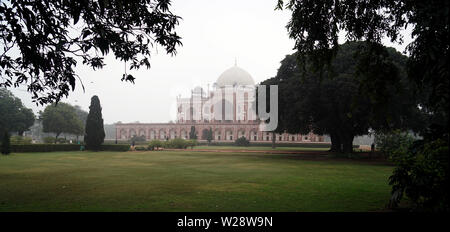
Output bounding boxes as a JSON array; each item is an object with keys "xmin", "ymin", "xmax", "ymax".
[
  {"xmin": 342, "ymin": 135, "xmax": 354, "ymax": 153},
  {"xmin": 329, "ymin": 132, "xmax": 342, "ymax": 152}
]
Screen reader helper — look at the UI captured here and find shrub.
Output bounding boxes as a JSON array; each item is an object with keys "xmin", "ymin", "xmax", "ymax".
[
  {"xmin": 375, "ymin": 130, "xmax": 415, "ymax": 158},
  {"xmin": 186, "ymin": 139, "xmax": 198, "ymax": 149},
  {"xmin": 235, "ymin": 136, "xmax": 250, "ymax": 146},
  {"xmin": 163, "ymin": 138, "xmax": 188, "ymax": 149},
  {"xmin": 160, "ymin": 140, "xmax": 168, "ymax": 148},
  {"xmin": 148, "ymin": 140, "xmax": 163, "ymax": 150},
  {"xmin": 389, "ymin": 139, "xmax": 449, "ymax": 211},
  {"xmin": 135, "ymin": 146, "xmax": 147, "ymax": 151},
  {"xmin": 43, "ymin": 136, "xmax": 56, "ymax": 144},
  {"xmin": 10, "ymin": 136, "xmax": 32, "ymax": 145}
]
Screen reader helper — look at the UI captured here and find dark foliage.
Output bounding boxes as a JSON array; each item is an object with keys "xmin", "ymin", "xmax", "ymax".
[
  {"xmin": 262, "ymin": 41, "xmax": 414, "ymax": 153},
  {"xmin": 0, "ymin": 0, "xmax": 182, "ymax": 104},
  {"xmin": 197, "ymin": 141, "xmax": 334, "ymax": 148},
  {"xmin": 84, "ymin": 95, "xmax": 105, "ymax": 150},
  {"xmin": 0, "ymin": 89, "xmax": 35, "ymax": 137},
  {"xmin": 389, "ymin": 139, "xmax": 449, "ymax": 211},
  {"xmin": 235, "ymin": 136, "xmax": 250, "ymax": 146},
  {"xmin": 189, "ymin": 126, "xmax": 197, "ymax": 139},
  {"xmin": 201, "ymin": 128, "xmax": 213, "ymax": 144},
  {"xmin": 10, "ymin": 143, "xmax": 81, "ymax": 152},
  {"xmin": 278, "ymin": 0, "xmax": 449, "ymax": 211},
  {"xmin": 9, "ymin": 144, "xmax": 129, "ymax": 152},
  {"xmin": 207, "ymin": 127, "xmax": 213, "ymax": 144},
  {"xmin": 277, "ymin": 0, "xmax": 449, "ymax": 141},
  {"xmin": 1, "ymin": 130, "xmax": 11, "ymax": 155},
  {"xmin": 375, "ymin": 130, "xmax": 415, "ymax": 158},
  {"xmin": 201, "ymin": 129, "xmax": 209, "ymax": 140}
]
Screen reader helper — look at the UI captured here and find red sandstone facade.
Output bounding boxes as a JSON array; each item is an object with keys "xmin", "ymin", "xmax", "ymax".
[{"xmin": 115, "ymin": 121, "xmax": 324, "ymax": 143}]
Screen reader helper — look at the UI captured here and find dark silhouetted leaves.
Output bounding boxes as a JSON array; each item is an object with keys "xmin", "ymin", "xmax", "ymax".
[{"xmin": 0, "ymin": 0, "xmax": 182, "ymax": 105}]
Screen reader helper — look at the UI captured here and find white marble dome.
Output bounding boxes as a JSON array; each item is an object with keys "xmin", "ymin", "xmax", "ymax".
[{"xmin": 216, "ymin": 65, "xmax": 255, "ymax": 87}]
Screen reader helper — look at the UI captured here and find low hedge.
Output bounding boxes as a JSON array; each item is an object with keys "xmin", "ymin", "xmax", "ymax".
[
  {"xmin": 104, "ymin": 140, "xmax": 148, "ymax": 145},
  {"xmin": 197, "ymin": 141, "xmax": 333, "ymax": 148},
  {"xmin": 135, "ymin": 146, "xmax": 147, "ymax": 151},
  {"xmin": 11, "ymin": 144, "xmax": 81, "ymax": 152},
  {"xmin": 10, "ymin": 144, "xmax": 130, "ymax": 152}
]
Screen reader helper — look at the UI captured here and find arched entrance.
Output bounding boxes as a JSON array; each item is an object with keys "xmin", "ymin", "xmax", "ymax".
[
  {"xmin": 250, "ymin": 130, "xmax": 258, "ymax": 141},
  {"xmin": 120, "ymin": 129, "xmax": 127, "ymax": 139},
  {"xmin": 159, "ymin": 129, "xmax": 166, "ymax": 140},
  {"xmin": 180, "ymin": 129, "xmax": 187, "ymax": 139},
  {"xmin": 225, "ymin": 129, "xmax": 233, "ymax": 141},
  {"xmin": 169, "ymin": 129, "xmax": 176, "ymax": 139},
  {"xmin": 214, "ymin": 129, "xmax": 221, "ymax": 140},
  {"xmin": 237, "ymin": 129, "xmax": 246, "ymax": 139}
]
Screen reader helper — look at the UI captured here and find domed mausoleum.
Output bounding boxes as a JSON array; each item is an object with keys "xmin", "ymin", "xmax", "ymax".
[
  {"xmin": 115, "ymin": 64, "xmax": 325, "ymax": 143},
  {"xmin": 215, "ymin": 65, "xmax": 255, "ymax": 87}
]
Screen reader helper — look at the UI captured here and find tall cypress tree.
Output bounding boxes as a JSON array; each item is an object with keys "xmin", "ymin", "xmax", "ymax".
[
  {"xmin": 207, "ymin": 127, "xmax": 213, "ymax": 145},
  {"xmin": 84, "ymin": 95, "xmax": 105, "ymax": 150},
  {"xmin": 189, "ymin": 126, "xmax": 197, "ymax": 139}
]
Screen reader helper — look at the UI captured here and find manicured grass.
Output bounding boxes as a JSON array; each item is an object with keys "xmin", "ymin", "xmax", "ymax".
[
  {"xmin": 193, "ymin": 145, "xmax": 329, "ymax": 151},
  {"xmin": 0, "ymin": 151, "xmax": 392, "ymax": 212}
]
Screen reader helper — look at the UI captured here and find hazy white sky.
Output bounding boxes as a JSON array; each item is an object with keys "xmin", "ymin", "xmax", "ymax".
[{"xmin": 10, "ymin": 0, "xmax": 412, "ymax": 124}]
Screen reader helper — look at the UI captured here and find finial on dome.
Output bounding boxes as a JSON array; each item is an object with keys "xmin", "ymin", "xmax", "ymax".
[{"xmin": 234, "ymin": 57, "xmax": 237, "ymax": 66}]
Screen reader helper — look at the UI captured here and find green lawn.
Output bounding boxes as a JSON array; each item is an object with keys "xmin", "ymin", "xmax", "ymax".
[{"xmin": 0, "ymin": 150, "xmax": 393, "ymax": 212}]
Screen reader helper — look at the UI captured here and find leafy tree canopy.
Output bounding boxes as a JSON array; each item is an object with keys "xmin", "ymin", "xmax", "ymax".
[
  {"xmin": 277, "ymin": 0, "xmax": 449, "ymax": 139},
  {"xmin": 74, "ymin": 105, "xmax": 88, "ymax": 124},
  {"xmin": 262, "ymin": 41, "xmax": 417, "ymax": 153},
  {"xmin": 0, "ymin": 88, "xmax": 35, "ymax": 136},
  {"xmin": 201, "ymin": 129, "xmax": 209, "ymax": 140},
  {"xmin": 40, "ymin": 102, "xmax": 83, "ymax": 142},
  {"xmin": 0, "ymin": 0, "xmax": 182, "ymax": 104}
]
